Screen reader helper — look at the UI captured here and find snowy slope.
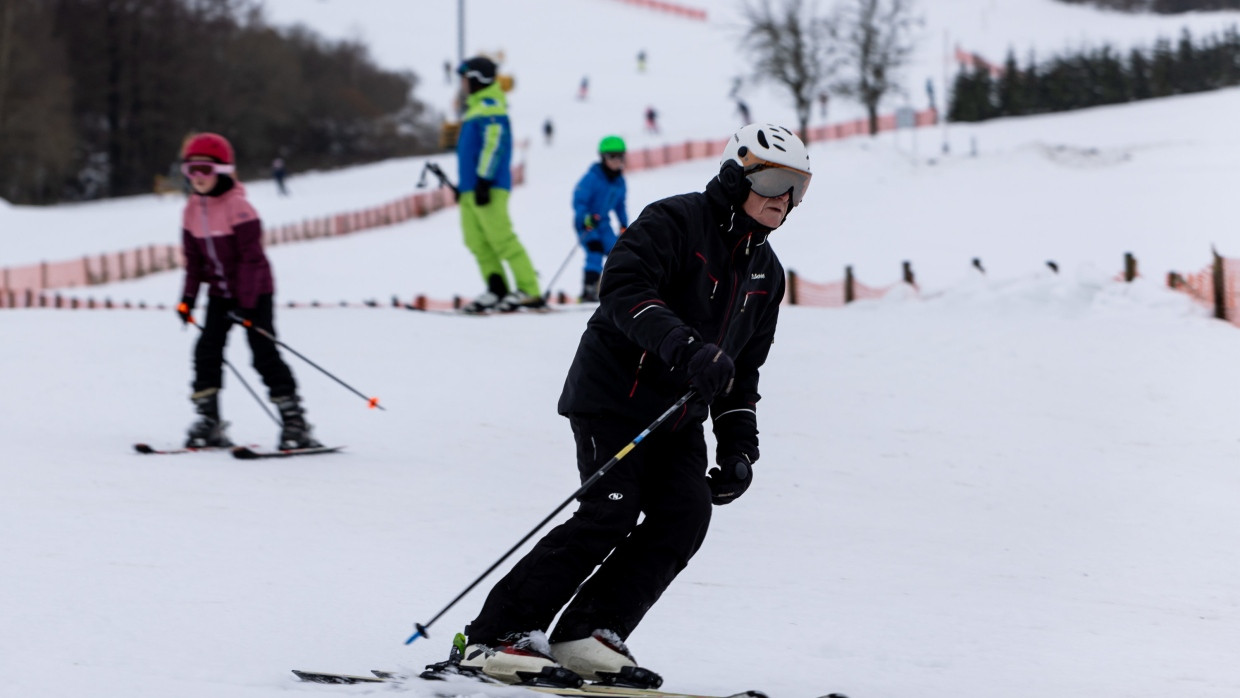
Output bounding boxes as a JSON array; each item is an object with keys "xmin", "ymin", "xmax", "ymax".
[{"xmin": 4, "ymin": 2, "xmax": 1240, "ymax": 698}]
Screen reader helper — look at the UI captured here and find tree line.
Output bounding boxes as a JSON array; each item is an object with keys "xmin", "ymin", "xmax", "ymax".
[
  {"xmin": 948, "ymin": 25, "xmax": 1240, "ymax": 122},
  {"xmin": 0, "ymin": 0, "xmax": 439, "ymax": 205},
  {"xmin": 1055, "ymin": 0, "xmax": 1240, "ymax": 12}
]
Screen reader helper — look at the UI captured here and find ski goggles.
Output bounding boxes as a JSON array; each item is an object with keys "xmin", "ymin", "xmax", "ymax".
[
  {"xmin": 602, "ymin": 152, "xmax": 626, "ymax": 163},
  {"xmin": 181, "ymin": 162, "xmax": 235, "ymax": 178},
  {"xmin": 744, "ymin": 163, "xmax": 811, "ymax": 206}
]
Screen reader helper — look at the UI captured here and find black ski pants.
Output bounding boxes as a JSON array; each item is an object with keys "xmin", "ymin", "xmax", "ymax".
[
  {"xmin": 465, "ymin": 414, "xmax": 713, "ymax": 646},
  {"xmin": 192, "ymin": 294, "xmax": 296, "ymax": 398}
]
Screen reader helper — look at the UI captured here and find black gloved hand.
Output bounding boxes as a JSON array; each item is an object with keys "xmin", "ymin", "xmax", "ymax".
[
  {"xmin": 707, "ymin": 454, "xmax": 753, "ymax": 505},
  {"xmin": 474, "ymin": 178, "xmax": 493, "ymax": 206},
  {"xmin": 176, "ymin": 295, "xmax": 195, "ymax": 326},
  {"xmin": 717, "ymin": 159, "xmax": 752, "ymax": 206},
  {"xmin": 658, "ymin": 326, "xmax": 734, "ymax": 401},
  {"xmin": 687, "ymin": 344, "xmax": 734, "ymax": 400}
]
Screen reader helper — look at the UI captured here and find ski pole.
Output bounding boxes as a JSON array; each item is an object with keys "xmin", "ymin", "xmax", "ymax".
[
  {"xmin": 403, "ymin": 390, "xmax": 695, "ymax": 644},
  {"xmin": 541, "ymin": 242, "xmax": 580, "ymax": 302},
  {"xmin": 228, "ymin": 313, "xmax": 385, "ymax": 411},
  {"xmin": 182, "ymin": 312, "xmax": 282, "ymax": 427},
  {"xmin": 417, "ymin": 162, "xmax": 459, "ymax": 198}
]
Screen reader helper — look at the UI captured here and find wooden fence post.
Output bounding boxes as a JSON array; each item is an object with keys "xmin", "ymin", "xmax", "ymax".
[
  {"xmin": 1212, "ymin": 247, "xmax": 1227, "ymax": 321},
  {"xmin": 902, "ymin": 261, "xmax": 914, "ymax": 286},
  {"xmin": 844, "ymin": 266, "xmax": 855, "ymax": 304},
  {"xmin": 1167, "ymin": 271, "xmax": 1182, "ymax": 289},
  {"xmin": 787, "ymin": 269, "xmax": 799, "ymax": 305},
  {"xmin": 1124, "ymin": 252, "xmax": 1137, "ymax": 282}
]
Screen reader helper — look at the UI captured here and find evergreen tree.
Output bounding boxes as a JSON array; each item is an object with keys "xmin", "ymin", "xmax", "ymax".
[
  {"xmin": 1149, "ymin": 37, "xmax": 1176, "ymax": 96},
  {"xmin": 1128, "ymin": 47, "xmax": 1152, "ymax": 100},
  {"xmin": 996, "ymin": 48, "xmax": 1026, "ymax": 116},
  {"xmin": 1094, "ymin": 45, "xmax": 1129, "ymax": 105}
]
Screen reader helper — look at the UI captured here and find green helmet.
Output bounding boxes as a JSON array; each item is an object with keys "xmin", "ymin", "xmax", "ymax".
[{"xmin": 598, "ymin": 135, "xmax": 626, "ymax": 154}]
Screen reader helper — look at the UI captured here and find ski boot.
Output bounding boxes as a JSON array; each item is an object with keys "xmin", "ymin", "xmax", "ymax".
[
  {"xmin": 462, "ymin": 273, "xmax": 510, "ymax": 314},
  {"xmin": 272, "ymin": 394, "xmax": 323, "ymax": 450},
  {"xmin": 550, "ymin": 629, "xmax": 662, "ymax": 688},
  {"xmin": 496, "ymin": 290, "xmax": 547, "ymax": 313},
  {"xmin": 426, "ymin": 631, "xmax": 581, "ymax": 687},
  {"xmin": 461, "ymin": 291, "xmax": 501, "ymax": 314},
  {"xmin": 185, "ymin": 388, "xmax": 234, "ymax": 448},
  {"xmin": 580, "ymin": 271, "xmax": 600, "ymax": 303}
]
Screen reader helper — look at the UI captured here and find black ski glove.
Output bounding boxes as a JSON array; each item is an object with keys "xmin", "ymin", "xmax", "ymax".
[
  {"xmin": 176, "ymin": 295, "xmax": 195, "ymax": 326},
  {"xmin": 658, "ymin": 326, "xmax": 735, "ymax": 401},
  {"xmin": 474, "ymin": 178, "xmax": 493, "ymax": 206},
  {"xmin": 707, "ymin": 454, "xmax": 753, "ymax": 505},
  {"xmin": 717, "ymin": 160, "xmax": 752, "ymax": 206}
]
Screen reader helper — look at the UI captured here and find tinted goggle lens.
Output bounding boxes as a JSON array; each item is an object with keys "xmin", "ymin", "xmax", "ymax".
[
  {"xmin": 181, "ymin": 162, "xmax": 234, "ymax": 177},
  {"xmin": 746, "ymin": 165, "xmax": 811, "ymax": 205},
  {"xmin": 603, "ymin": 152, "xmax": 625, "ymax": 162}
]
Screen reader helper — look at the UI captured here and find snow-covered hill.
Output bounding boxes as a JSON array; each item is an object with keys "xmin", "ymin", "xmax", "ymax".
[{"xmin": 4, "ymin": 2, "xmax": 1240, "ymax": 698}]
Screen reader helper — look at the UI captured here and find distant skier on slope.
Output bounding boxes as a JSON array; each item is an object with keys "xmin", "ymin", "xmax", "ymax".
[
  {"xmin": 431, "ymin": 124, "xmax": 813, "ymax": 687},
  {"xmin": 176, "ymin": 132, "xmax": 323, "ymax": 451},
  {"xmin": 571, "ymin": 135, "xmax": 629, "ymax": 302}
]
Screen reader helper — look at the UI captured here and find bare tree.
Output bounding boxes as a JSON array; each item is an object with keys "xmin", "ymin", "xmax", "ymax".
[
  {"xmin": 829, "ymin": 0, "xmax": 921, "ymax": 135},
  {"xmin": 738, "ymin": 0, "xmax": 839, "ymax": 141}
]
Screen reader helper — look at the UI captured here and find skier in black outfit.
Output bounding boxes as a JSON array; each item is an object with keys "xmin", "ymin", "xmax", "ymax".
[{"xmin": 442, "ymin": 124, "xmax": 813, "ymax": 687}]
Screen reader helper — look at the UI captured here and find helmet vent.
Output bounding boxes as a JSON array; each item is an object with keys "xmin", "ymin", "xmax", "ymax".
[{"xmin": 756, "ymin": 130, "xmax": 769, "ymax": 149}]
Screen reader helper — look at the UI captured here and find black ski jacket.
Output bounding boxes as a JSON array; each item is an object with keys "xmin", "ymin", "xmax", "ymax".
[{"xmin": 558, "ymin": 175, "xmax": 785, "ymax": 459}]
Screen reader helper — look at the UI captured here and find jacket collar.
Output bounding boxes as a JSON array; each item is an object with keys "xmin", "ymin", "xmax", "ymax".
[
  {"xmin": 704, "ymin": 175, "xmax": 775, "ymax": 249},
  {"xmin": 465, "ymin": 83, "xmax": 507, "ymax": 116}
]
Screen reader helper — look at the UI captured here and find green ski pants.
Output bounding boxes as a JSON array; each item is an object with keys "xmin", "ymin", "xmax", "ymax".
[{"xmin": 459, "ymin": 189, "xmax": 540, "ymax": 296}]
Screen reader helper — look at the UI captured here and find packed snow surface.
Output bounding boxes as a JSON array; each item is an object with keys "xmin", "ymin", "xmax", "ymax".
[{"xmin": 4, "ymin": 2, "xmax": 1240, "ymax": 697}]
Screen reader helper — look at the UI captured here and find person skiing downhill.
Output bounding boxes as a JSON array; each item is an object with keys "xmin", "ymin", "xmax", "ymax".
[
  {"xmin": 454, "ymin": 56, "xmax": 544, "ymax": 313},
  {"xmin": 434, "ymin": 124, "xmax": 813, "ymax": 687},
  {"xmin": 571, "ymin": 136, "xmax": 629, "ymax": 303},
  {"xmin": 176, "ymin": 132, "xmax": 322, "ymax": 451}
]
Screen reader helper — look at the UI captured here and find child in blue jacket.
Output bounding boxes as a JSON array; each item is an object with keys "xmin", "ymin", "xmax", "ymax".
[{"xmin": 571, "ymin": 136, "xmax": 629, "ymax": 302}]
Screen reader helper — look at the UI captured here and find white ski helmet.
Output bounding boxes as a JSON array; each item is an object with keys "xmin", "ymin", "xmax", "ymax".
[{"xmin": 720, "ymin": 123, "xmax": 812, "ymax": 206}]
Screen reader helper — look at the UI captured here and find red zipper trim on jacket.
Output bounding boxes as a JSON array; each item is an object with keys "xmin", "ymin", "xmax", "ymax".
[
  {"xmin": 670, "ymin": 403, "xmax": 689, "ymax": 431},
  {"xmin": 741, "ymin": 289, "xmax": 768, "ymax": 312},
  {"xmin": 694, "ymin": 252, "xmax": 720, "ymax": 299},
  {"xmin": 714, "ymin": 233, "xmax": 752, "ymax": 344}
]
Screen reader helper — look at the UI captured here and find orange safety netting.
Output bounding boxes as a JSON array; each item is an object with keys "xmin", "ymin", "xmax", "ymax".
[
  {"xmin": 607, "ymin": 0, "xmax": 707, "ymax": 20},
  {"xmin": 785, "ymin": 273, "xmax": 910, "ymax": 308},
  {"xmin": 1173, "ymin": 256, "xmax": 1240, "ymax": 327}
]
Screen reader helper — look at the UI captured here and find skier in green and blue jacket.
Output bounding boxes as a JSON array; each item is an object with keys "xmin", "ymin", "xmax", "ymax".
[{"xmin": 455, "ymin": 56, "xmax": 543, "ymax": 313}]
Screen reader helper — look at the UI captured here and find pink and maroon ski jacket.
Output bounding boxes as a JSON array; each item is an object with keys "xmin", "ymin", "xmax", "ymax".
[{"xmin": 180, "ymin": 182, "xmax": 274, "ymax": 308}]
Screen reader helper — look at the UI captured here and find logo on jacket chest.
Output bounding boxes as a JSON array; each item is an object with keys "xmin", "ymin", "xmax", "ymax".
[{"xmin": 751, "ymin": 273, "xmax": 766, "ymax": 280}]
